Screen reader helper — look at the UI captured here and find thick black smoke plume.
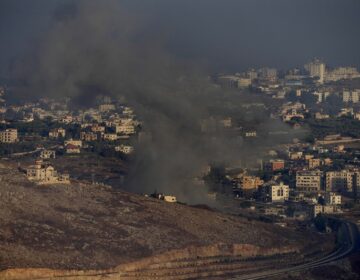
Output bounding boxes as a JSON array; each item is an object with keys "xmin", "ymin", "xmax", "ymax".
[{"xmin": 12, "ymin": 1, "xmax": 299, "ymax": 203}]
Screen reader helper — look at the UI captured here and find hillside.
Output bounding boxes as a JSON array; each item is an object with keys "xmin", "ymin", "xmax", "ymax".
[{"xmin": 0, "ymin": 160, "xmax": 332, "ymax": 279}]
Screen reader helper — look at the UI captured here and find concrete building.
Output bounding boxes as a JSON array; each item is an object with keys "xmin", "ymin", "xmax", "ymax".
[
  {"xmin": 296, "ymin": 171, "xmax": 323, "ymax": 192},
  {"xmin": 237, "ymin": 78, "xmax": 252, "ymax": 88},
  {"xmin": 0, "ymin": 129, "xmax": 18, "ymax": 143},
  {"xmin": 326, "ymin": 67, "xmax": 360, "ymax": 81},
  {"xmin": 217, "ymin": 75, "xmax": 240, "ymax": 88},
  {"xmin": 304, "ymin": 59, "xmax": 326, "ymax": 84},
  {"xmin": 115, "ymin": 145, "xmax": 134, "ymax": 154},
  {"xmin": 80, "ymin": 131, "xmax": 98, "ymax": 142},
  {"xmin": 325, "ymin": 192, "xmax": 342, "ymax": 205},
  {"xmin": 315, "ymin": 112, "xmax": 330, "ymax": 120},
  {"xmin": 122, "ymin": 107, "xmax": 134, "ymax": 116},
  {"xmin": 40, "ymin": 150, "xmax": 56, "ymax": 159},
  {"xmin": 49, "ymin": 128, "xmax": 66, "ymax": 139},
  {"xmin": 241, "ymin": 176, "xmax": 264, "ymax": 190},
  {"xmin": 103, "ymin": 133, "xmax": 118, "ymax": 141},
  {"xmin": 65, "ymin": 144, "xmax": 81, "ymax": 154},
  {"xmin": 312, "ymin": 204, "xmax": 340, "ymax": 217},
  {"xmin": 26, "ymin": 160, "xmax": 70, "ymax": 185},
  {"xmin": 247, "ymin": 69, "xmax": 258, "ymax": 81},
  {"xmin": 288, "ymin": 151, "xmax": 303, "ymax": 160},
  {"xmin": 115, "ymin": 124, "xmax": 136, "ymax": 135},
  {"xmin": 342, "ymin": 90, "xmax": 360, "ymax": 103},
  {"xmin": 91, "ymin": 124, "xmax": 106, "ymax": 133},
  {"xmin": 164, "ymin": 196, "xmax": 177, "ymax": 203},
  {"xmin": 308, "ymin": 158, "xmax": 321, "ymax": 169},
  {"xmin": 99, "ymin": 104, "xmax": 116, "ymax": 112},
  {"xmin": 353, "ymin": 172, "xmax": 360, "ymax": 201},
  {"xmin": 64, "ymin": 139, "xmax": 82, "ymax": 147},
  {"xmin": 265, "ymin": 159, "xmax": 285, "ymax": 172},
  {"xmin": 325, "ymin": 170, "xmax": 354, "ymax": 193},
  {"xmin": 269, "ymin": 183, "xmax": 289, "ymax": 202},
  {"xmin": 258, "ymin": 68, "xmax": 278, "ymax": 82},
  {"xmin": 313, "ymin": 91, "xmax": 331, "ymax": 103}
]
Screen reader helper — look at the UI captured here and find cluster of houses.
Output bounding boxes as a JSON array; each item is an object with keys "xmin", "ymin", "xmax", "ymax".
[
  {"xmin": 221, "ymin": 137, "xmax": 360, "ymax": 219},
  {"xmin": 0, "ymin": 93, "xmax": 140, "ymax": 186},
  {"xmin": 0, "ymin": 94, "xmax": 138, "ymax": 156}
]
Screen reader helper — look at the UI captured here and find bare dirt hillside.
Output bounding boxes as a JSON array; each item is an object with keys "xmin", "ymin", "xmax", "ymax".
[{"xmin": 0, "ymin": 160, "xmax": 332, "ymax": 279}]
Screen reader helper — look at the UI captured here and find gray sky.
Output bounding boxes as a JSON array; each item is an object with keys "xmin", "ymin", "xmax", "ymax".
[{"xmin": 1, "ymin": 0, "xmax": 360, "ymax": 76}]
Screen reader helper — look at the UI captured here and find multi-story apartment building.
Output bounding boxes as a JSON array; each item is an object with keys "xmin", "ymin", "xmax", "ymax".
[
  {"xmin": 342, "ymin": 90, "xmax": 360, "ymax": 103},
  {"xmin": 0, "ymin": 129, "xmax": 18, "ymax": 143},
  {"xmin": 325, "ymin": 192, "xmax": 342, "ymax": 205},
  {"xmin": 258, "ymin": 67, "xmax": 278, "ymax": 82},
  {"xmin": 80, "ymin": 131, "xmax": 98, "ymax": 142},
  {"xmin": 49, "ymin": 128, "xmax": 66, "ymax": 139},
  {"xmin": 304, "ymin": 59, "xmax": 326, "ymax": 84},
  {"xmin": 326, "ymin": 67, "xmax": 360, "ymax": 81},
  {"xmin": 296, "ymin": 170, "xmax": 323, "ymax": 192},
  {"xmin": 325, "ymin": 170, "xmax": 354, "ymax": 193},
  {"xmin": 269, "ymin": 183, "xmax": 289, "ymax": 202},
  {"xmin": 308, "ymin": 158, "xmax": 321, "ymax": 169},
  {"xmin": 352, "ymin": 172, "xmax": 360, "ymax": 200}
]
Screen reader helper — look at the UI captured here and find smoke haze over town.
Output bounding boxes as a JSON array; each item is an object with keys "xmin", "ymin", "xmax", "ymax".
[{"xmin": 1, "ymin": 1, "xmax": 360, "ymax": 279}]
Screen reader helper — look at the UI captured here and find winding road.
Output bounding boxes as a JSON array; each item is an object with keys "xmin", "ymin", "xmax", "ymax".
[{"xmin": 230, "ymin": 221, "xmax": 360, "ymax": 280}]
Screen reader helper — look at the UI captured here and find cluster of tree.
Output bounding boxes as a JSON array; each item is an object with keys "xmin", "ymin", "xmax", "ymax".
[
  {"xmin": 306, "ymin": 117, "xmax": 360, "ymax": 139},
  {"xmin": 90, "ymin": 142, "xmax": 129, "ymax": 161}
]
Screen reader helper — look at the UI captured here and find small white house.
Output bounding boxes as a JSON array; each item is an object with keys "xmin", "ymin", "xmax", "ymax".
[
  {"xmin": 40, "ymin": 150, "xmax": 56, "ymax": 159},
  {"xmin": 115, "ymin": 145, "xmax": 134, "ymax": 154}
]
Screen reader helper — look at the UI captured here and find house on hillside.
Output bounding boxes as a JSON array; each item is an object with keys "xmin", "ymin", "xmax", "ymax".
[{"xmin": 26, "ymin": 160, "xmax": 70, "ymax": 185}]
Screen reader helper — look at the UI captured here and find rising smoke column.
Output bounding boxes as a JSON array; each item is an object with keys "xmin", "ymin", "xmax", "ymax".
[{"xmin": 12, "ymin": 0, "xmax": 298, "ymax": 203}]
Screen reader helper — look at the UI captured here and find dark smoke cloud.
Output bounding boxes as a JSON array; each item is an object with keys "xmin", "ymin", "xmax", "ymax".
[
  {"xmin": 10, "ymin": 1, "xmax": 300, "ymax": 203},
  {"xmin": 1, "ymin": 0, "xmax": 360, "ymax": 76}
]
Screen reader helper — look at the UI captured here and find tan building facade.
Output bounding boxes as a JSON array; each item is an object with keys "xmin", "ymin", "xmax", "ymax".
[
  {"xmin": 0, "ymin": 129, "xmax": 18, "ymax": 143},
  {"xmin": 296, "ymin": 171, "xmax": 322, "ymax": 192}
]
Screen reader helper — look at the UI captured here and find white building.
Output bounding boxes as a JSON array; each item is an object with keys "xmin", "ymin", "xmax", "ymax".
[
  {"xmin": 164, "ymin": 196, "xmax": 177, "ymax": 203},
  {"xmin": 305, "ymin": 59, "xmax": 326, "ymax": 84},
  {"xmin": 40, "ymin": 150, "xmax": 56, "ymax": 159},
  {"xmin": 269, "ymin": 183, "xmax": 289, "ymax": 202},
  {"xmin": 115, "ymin": 124, "xmax": 135, "ymax": 135},
  {"xmin": 103, "ymin": 133, "xmax": 118, "ymax": 141},
  {"xmin": 115, "ymin": 145, "xmax": 134, "ymax": 154}
]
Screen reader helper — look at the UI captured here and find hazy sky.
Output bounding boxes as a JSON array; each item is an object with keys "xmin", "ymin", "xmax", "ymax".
[{"xmin": 1, "ymin": 0, "xmax": 360, "ymax": 76}]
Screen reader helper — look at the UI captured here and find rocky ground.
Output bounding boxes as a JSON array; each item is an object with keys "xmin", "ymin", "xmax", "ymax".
[{"xmin": 0, "ymin": 159, "xmax": 336, "ymax": 279}]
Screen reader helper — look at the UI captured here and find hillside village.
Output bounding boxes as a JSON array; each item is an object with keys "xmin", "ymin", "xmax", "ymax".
[{"xmin": 2, "ymin": 59, "xmax": 360, "ymax": 226}]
